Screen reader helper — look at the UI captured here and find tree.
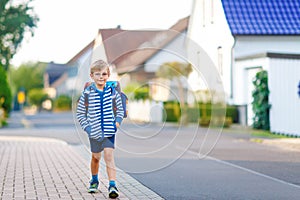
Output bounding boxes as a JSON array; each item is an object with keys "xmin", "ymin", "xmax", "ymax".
[
  {"xmin": 10, "ymin": 62, "xmax": 46, "ymax": 93},
  {"xmin": 0, "ymin": 66, "xmax": 12, "ymax": 115},
  {"xmin": 0, "ymin": 0, "xmax": 38, "ymax": 71},
  {"xmin": 156, "ymin": 61, "xmax": 193, "ymax": 124}
]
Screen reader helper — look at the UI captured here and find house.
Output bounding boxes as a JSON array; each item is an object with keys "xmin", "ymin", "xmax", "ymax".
[
  {"xmin": 46, "ymin": 0, "xmax": 299, "ymax": 134},
  {"xmin": 235, "ymin": 52, "xmax": 300, "ymax": 136},
  {"xmin": 68, "ymin": 17, "xmax": 190, "ymax": 101},
  {"xmin": 188, "ymin": 0, "xmax": 300, "ymax": 136},
  {"xmin": 44, "ymin": 61, "xmax": 78, "ymax": 98},
  {"xmin": 45, "ymin": 17, "xmax": 189, "ymax": 121},
  {"xmin": 63, "ymin": 17, "xmax": 192, "ymax": 122},
  {"xmin": 67, "ymin": 28, "xmax": 160, "ymax": 95},
  {"xmin": 44, "ymin": 62, "xmax": 68, "ymax": 98}
]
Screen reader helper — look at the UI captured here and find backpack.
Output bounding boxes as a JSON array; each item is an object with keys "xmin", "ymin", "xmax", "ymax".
[{"xmin": 82, "ymin": 81, "xmax": 128, "ymax": 118}]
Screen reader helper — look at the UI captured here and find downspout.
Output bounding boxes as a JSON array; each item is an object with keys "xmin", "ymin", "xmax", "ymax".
[{"xmin": 230, "ymin": 35, "xmax": 236, "ymax": 100}]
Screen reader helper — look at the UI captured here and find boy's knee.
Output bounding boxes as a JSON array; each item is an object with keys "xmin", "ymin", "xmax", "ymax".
[
  {"xmin": 92, "ymin": 153, "xmax": 101, "ymax": 161},
  {"xmin": 104, "ymin": 150, "xmax": 114, "ymax": 163}
]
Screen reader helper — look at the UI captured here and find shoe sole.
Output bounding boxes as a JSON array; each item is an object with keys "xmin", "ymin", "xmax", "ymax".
[
  {"xmin": 109, "ymin": 191, "xmax": 119, "ymax": 199},
  {"xmin": 88, "ymin": 188, "xmax": 98, "ymax": 193}
]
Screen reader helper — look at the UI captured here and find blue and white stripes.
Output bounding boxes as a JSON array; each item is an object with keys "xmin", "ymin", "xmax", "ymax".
[{"xmin": 77, "ymin": 83, "xmax": 124, "ymax": 141}]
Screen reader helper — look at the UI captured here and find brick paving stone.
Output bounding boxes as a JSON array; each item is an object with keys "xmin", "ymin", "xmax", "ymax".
[{"xmin": 0, "ymin": 136, "xmax": 163, "ymax": 200}]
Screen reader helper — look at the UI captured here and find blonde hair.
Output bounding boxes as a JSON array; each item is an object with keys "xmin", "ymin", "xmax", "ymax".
[{"xmin": 90, "ymin": 59, "xmax": 110, "ymax": 76}]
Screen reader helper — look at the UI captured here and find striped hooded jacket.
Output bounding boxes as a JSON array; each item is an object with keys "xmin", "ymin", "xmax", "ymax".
[{"xmin": 76, "ymin": 83, "xmax": 124, "ymax": 141}]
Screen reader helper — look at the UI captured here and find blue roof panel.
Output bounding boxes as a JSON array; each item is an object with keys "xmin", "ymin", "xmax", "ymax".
[{"xmin": 221, "ymin": 0, "xmax": 300, "ymax": 35}]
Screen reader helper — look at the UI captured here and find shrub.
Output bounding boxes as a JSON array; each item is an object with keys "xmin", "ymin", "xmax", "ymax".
[
  {"xmin": 163, "ymin": 101, "xmax": 180, "ymax": 122},
  {"xmin": 0, "ymin": 66, "xmax": 12, "ymax": 116},
  {"xmin": 252, "ymin": 70, "xmax": 270, "ymax": 130},
  {"xmin": 123, "ymin": 82, "xmax": 150, "ymax": 100},
  {"xmin": 226, "ymin": 105, "xmax": 239, "ymax": 123},
  {"xmin": 28, "ymin": 88, "xmax": 48, "ymax": 110},
  {"xmin": 53, "ymin": 95, "xmax": 72, "ymax": 111},
  {"xmin": 134, "ymin": 86, "xmax": 149, "ymax": 100},
  {"xmin": 162, "ymin": 101, "xmax": 237, "ymax": 127},
  {"xmin": 187, "ymin": 107, "xmax": 200, "ymax": 123}
]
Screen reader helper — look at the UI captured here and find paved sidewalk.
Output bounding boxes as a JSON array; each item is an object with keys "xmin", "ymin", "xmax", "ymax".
[{"xmin": 0, "ymin": 136, "xmax": 163, "ymax": 200}]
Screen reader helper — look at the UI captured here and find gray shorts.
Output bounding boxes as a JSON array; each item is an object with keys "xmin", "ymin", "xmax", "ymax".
[{"xmin": 89, "ymin": 135, "xmax": 115, "ymax": 153}]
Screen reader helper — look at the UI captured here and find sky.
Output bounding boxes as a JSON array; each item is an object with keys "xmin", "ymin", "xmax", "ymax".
[{"xmin": 11, "ymin": 0, "xmax": 193, "ymax": 66}]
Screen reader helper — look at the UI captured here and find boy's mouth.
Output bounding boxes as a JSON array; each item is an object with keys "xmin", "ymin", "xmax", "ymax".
[{"xmin": 97, "ymin": 79, "xmax": 105, "ymax": 84}]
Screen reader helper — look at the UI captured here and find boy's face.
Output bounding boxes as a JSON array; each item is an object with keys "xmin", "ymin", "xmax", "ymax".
[{"xmin": 90, "ymin": 67, "xmax": 109, "ymax": 88}]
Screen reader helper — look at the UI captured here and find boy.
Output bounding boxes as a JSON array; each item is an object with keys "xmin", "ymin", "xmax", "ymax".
[{"xmin": 76, "ymin": 59, "xmax": 124, "ymax": 198}]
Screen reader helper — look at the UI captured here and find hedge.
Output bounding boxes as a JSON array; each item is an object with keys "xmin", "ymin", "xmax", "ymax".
[{"xmin": 162, "ymin": 101, "xmax": 238, "ymax": 127}]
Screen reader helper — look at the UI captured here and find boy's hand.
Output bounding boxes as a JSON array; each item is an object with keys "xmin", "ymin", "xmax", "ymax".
[{"xmin": 116, "ymin": 122, "xmax": 120, "ymax": 128}]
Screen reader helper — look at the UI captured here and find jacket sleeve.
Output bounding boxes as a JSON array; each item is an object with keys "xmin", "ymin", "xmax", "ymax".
[
  {"xmin": 115, "ymin": 91, "xmax": 124, "ymax": 124},
  {"xmin": 76, "ymin": 92, "xmax": 90, "ymax": 132}
]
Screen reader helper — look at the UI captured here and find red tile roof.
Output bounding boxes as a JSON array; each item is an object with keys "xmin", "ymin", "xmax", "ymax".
[
  {"xmin": 66, "ymin": 16, "xmax": 189, "ymax": 73},
  {"xmin": 112, "ymin": 16, "xmax": 189, "ymax": 73}
]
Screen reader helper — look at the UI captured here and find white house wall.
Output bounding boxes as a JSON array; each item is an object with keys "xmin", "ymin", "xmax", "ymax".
[
  {"xmin": 234, "ymin": 57, "xmax": 269, "ymax": 125},
  {"xmin": 187, "ymin": 0, "xmax": 234, "ymax": 99},
  {"xmin": 234, "ymin": 57, "xmax": 269, "ymax": 105},
  {"xmin": 144, "ymin": 30, "xmax": 188, "ymax": 73},
  {"xmin": 234, "ymin": 36, "xmax": 300, "ymax": 58},
  {"xmin": 92, "ymin": 34, "xmax": 108, "ymax": 64},
  {"xmin": 144, "ymin": 31, "xmax": 190, "ymax": 102},
  {"xmin": 269, "ymin": 58, "xmax": 300, "ymax": 136},
  {"xmin": 72, "ymin": 47, "xmax": 93, "ymax": 95},
  {"xmin": 232, "ymin": 35, "xmax": 300, "ymax": 126}
]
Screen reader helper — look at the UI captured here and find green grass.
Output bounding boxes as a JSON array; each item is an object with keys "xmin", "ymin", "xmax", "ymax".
[
  {"xmin": 221, "ymin": 125, "xmax": 294, "ymax": 139},
  {"xmin": 250, "ymin": 129, "xmax": 292, "ymax": 139}
]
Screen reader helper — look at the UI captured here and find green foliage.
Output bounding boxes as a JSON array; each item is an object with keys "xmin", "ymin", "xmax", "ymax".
[
  {"xmin": 0, "ymin": 66, "xmax": 12, "ymax": 115},
  {"xmin": 53, "ymin": 95, "xmax": 72, "ymax": 111},
  {"xmin": 163, "ymin": 101, "xmax": 180, "ymax": 122},
  {"xmin": 156, "ymin": 62, "xmax": 193, "ymax": 125},
  {"xmin": 186, "ymin": 107, "xmax": 200, "ymax": 123},
  {"xmin": 252, "ymin": 70, "xmax": 270, "ymax": 130},
  {"xmin": 156, "ymin": 62, "xmax": 193, "ymax": 78},
  {"xmin": 197, "ymin": 103, "xmax": 232, "ymax": 127},
  {"xmin": 123, "ymin": 82, "xmax": 149, "ymax": 100},
  {"xmin": 122, "ymin": 82, "xmax": 139, "ymax": 93},
  {"xmin": 197, "ymin": 103, "xmax": 238, "ymax": 121},
  {"xmin": 0, "ymin": 0, "xmax": 39, "ymax": 71},
  {"xmin": 27, "ymin": 88, "xmax": 48, "ymax": 108},
  {"xmin": 134, "ymin": 86, "xmax": 149, "ymax": 100},
  {"xmin": 10, "ymin": 62, "xmax": 46, "ymax": 94},
  {"xmin": 226, "ymin": 105, "xmax": 239, "ymax": 123},
  {"xmin": 163, "ymin": 101, "xmax": 236, "ymax": 127}
]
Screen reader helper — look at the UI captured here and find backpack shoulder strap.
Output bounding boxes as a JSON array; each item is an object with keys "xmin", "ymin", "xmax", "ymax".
[
  {"xmin": 83, "ymin": 85, "xmax": 92, "ymax": 115},
  {"xmin": 110, "ymin": 85, "xmax": 116, "ymax": 98}
]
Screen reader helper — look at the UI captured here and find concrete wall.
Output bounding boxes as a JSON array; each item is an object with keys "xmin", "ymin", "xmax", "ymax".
[{"xmin": 128, "ymin": 100, "xmax": 163, "ymax": 123}]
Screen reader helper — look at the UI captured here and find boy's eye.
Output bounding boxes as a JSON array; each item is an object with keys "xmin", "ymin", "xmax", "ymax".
[{"xmin": 94, "ymin": 72, "xmax": 108, "ymax": 76}]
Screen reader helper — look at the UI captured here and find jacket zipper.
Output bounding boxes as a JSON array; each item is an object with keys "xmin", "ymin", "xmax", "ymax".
[{"xmin": 100, "ymin": 89, "xmax": 105, "ymax": 139}]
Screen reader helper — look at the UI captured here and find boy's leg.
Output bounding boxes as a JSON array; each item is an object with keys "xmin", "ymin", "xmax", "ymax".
[
  {"xmin": 88, "ymin": 138, "xmax": 103, "ymax": 193},
  {"xmin": 103, "ymin": 148, "xmax": 116, "ymax": 180},
  {"xmin": 88, "ymin": 152, "xmax": 101, "ymax": 193},
  {"xmin": 104, "ymin": 147, "xmax": 119, "ymax": 198},
  {"xmin": 91, "ymin": 152, "xmax": 101, "ymax": 177}
]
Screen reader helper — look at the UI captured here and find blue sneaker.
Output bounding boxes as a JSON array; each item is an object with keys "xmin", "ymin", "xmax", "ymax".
[
  {"xmin": 88, "ymin": 181, "xmax": 99, "ymax": 193},
  {"xmin": 108, "ymin": 185, "xmax": 119, "ymax": 199}
]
